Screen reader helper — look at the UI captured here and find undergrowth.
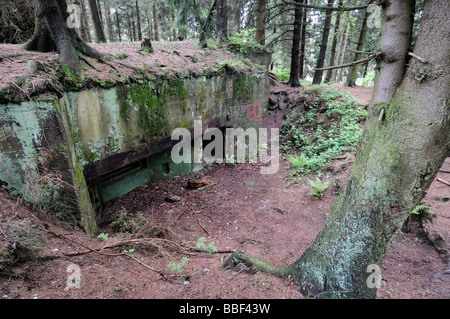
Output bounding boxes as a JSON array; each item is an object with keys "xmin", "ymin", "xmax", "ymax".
[{"xmin": 281, "ymin": 86, "xmax": 367, "ymax": 183}]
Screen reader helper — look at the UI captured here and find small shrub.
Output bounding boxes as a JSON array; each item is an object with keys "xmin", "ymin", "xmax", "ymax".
[
  {"xmin": 410, "ymin": 205, "xmax": 434, "ymax": 222},
  {"xmin": 0, "ymin": 216, "xmax": 47, "ymax": 273},
  {"xmin": 195, "ymin": 237, "xmax": 218, "ymax": 254},
  {"xmin": 110, "ymin": 209, "xmax": 149, "ymax": 235},
  {"xmin": 272, "ymin": 68, "xmax": 290, "ymax": 82},
  {"xmin": 288, "ymin": 154, "xmax": 308, "ymax": 170},
  {"xmin": 168, "ymin": 257, "xmax": 189, "ymax": 273},
  {"xmin": 308, "ymin": 177, "xmax": 330, "ymax": 198}
]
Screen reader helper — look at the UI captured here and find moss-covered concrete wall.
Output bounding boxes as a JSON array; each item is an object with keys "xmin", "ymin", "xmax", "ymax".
[{"xmin": 0, "ymin": 67, "xmax": 269, "ymax": 234}]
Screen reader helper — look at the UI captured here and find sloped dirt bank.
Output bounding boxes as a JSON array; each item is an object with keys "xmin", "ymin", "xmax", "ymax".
[{"xmin": 0, "ymin": 84, "xmax": 448, "ymax": 299}]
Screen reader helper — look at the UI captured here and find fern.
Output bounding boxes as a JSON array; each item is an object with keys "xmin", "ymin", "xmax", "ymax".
[
  {"xmin": 308, "ymin": 177, "xmax": 330, "ymax": 198},
  {"xmin": 410, "ymin": 205, "xmax": 434, "ymax": 221}
]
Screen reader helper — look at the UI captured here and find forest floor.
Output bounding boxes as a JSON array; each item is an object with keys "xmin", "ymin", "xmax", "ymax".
[{"xmin": 0, "ymin": 82, "xmax": 449, "ymax": 300}]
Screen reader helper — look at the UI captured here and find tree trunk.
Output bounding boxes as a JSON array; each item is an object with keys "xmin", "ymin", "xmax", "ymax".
[
  {"xmin": 96, "ymin": 0, "xmax": 103, "ymax": 25},
  {"xmin": 192, "ymin": 0, "xmax": 204, "ymax": 35},
  {"xmin": 114, "ymin": 0, "xmax": 121, "ymax": 42},
  {"xmin": 287, "ymin": 0, "xmax": 303, "ymax": 87},
  {"xmin": 171, "ymin": 11, "xmax": 177, "ymax": 41},
  {"xmin": 87, "ymin": 0, "xmax": 106, "ymax": 43},
  {"xmin": 80, "ymin": 0, "xmax": 92, "ymax": 42},
  {"xmin": 337, "ymin": 19, "xmax": 350, "ymax": 83},
  {"xmin": 23, "ymin": 0, "xmax": 103, "ymax": 74},
  {"xmin": 127, "ymin": 10, "xmax": 133, "ymax": 41},
  {"xmin": 135, "ymin": 0, "xmax": 142, "ymax": 41},
  {"xmin": 347, "ymin": 9, "xmax": 369, "ymax": 87},
  {"xmin": 331, "ymin": 10, "xmax": 349, "ymax": 82},
  {"xmin": 312, "ymin": 0, "xmax": 334, "ymax": 85},
  {"xmin": 131, "ymin": 7, "xmax": 136, "ymax": 42},
  {"xmin": 299, "ymin": 0, "xmax": 307, "ymax": 79},
  {"xmin": 152, "ymin": 2, "xmax": 159, "ymax": 41},
  {"xmin": 199, "ymin": 0, "xmax": 218, "ymax": 48},
  {"xmin": 255, "ymin": 0, "xmax": 266, "ymax": 45},
  {"xmin": 103, "ymin": 0, "xmax": 114, "ymax": 42},
  {"xmin": 234, "ymin": 1, "xmax": 242, "ymax": 34},
  {"xmin": 216, "ymin": 0, "xmax": 228, "ymax": 45},
  {"xmin": 324, "ymin": 0, "xmax": 343, "ymax": 83},
  {"xmin": 224, "ymin": 0, "xmax": 450, "ymax": 299}
]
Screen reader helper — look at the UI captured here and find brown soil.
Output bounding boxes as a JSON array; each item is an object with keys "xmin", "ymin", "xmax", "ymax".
[{"xmin": 1, "ymin": 84, "xmax": 449, "ymax": 300}]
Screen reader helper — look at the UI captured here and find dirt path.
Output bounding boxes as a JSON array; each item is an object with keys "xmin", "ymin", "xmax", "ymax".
[
  {"xmin": 336, "ymin": 85, "xmax": 373, "ymax": 106},
  {"xmin": 1, "ymin": 85, "xmax": 449, "ymax": 300}
]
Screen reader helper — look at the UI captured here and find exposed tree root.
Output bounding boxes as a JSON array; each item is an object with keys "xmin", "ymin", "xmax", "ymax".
[{"xmin": 223, "ymin": 250, "xmax": 289, "ymax": 278}]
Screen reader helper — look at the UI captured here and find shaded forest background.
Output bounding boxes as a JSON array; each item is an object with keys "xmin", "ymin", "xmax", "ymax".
[{"xmin": 0, "ymin": 0, "xmax": 426, "ymax": 87}]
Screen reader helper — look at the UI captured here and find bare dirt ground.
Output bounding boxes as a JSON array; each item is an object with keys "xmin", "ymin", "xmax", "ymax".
[{"xmin": 0, "ymin": 84, "xmax": 449, "ymax": 300}]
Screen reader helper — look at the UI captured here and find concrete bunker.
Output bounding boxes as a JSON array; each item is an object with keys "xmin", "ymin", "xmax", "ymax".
[{"xmin": 0, "ymin": 49, "xmax": 271, "ymax": 234}]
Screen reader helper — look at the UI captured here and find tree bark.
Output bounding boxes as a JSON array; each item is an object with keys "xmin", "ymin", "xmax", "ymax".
[
  {"xmin": 255, "ymin": 0, "xmax": 266, "ymax": 45},
  {"xmin": 216, "ymin": 0, "xmax": 228, "ymax": 45},
  {"xmin": 87, "ymin": 0, "xmax": 106, "ymax": 43},
  {"xmin": 135, "ymin": 0, "xmax": 142, "ymax": 41},
  {"xmin": 331, "ymin": 11, "xmax": 348, "ymax": 82},
  {"xmin": 312, "ymin": 0, "xmax": 334, "ymax": 85},
  {"xmin": 346, "ymin": 9, "xmax": 369, "ymax": 87},
  {"xmin": 126, "ymin": 9, "xmax": 133, "ymax": 41},
  {"xmin": 324, "ymin": 0, "xmax": 343, "ymax": 83},
  {"xmin": 23, "ymin": 0, "xmax": 103, "ymax": 74},
  {"xmin": 199, "ymin": 0, "xmax": 218, "ymax": 48},
  {"xmin": 131, "ymin": 7, "xmax": 136, "ymax": 42},
  {"xmin": 299, "ymin": 0, "xmax": 307, "ymax": 79},
  {"xmin": 114, "ymin": 0, "xmax": 121, "ymax": 42},
  {"xmin": 103, "ymin": 0, "xmax": 114, "ymax": 42},
  {"xmin": 234, "ymin": 1, "xmax": 242, "ymax": 34},
  {"xmin": 336, "ymin": 18, "xmax": 350, "ymax": 83},
  {"xmin": 287, "ymin": 0, "xmax": 303, "ymax": 87},
  {"xmin": 152, "ymin": 2, "xmax": 159, "ymax": 41},
  {"xmin": 80, "ymin": 0, "xmax": 92, "ymax": 42},
  {"xmin": 224, "ymin": 0, "xmax": 449, "ymax": 299}
]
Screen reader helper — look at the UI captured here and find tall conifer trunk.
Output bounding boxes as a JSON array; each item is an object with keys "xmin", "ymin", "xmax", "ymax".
[{"xmin": 225, "ymin": 0, "xmax": 450, "ymax": 299}]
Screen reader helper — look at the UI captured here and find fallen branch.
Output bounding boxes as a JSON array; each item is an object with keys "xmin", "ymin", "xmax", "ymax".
[
  {"xmin": 0, "ymin": 53, "xmax": 32, "ymax": 62},
  {"xmin": 437, "ymin": 178, "xmax": 450, "ymax": 187},
  {"xmin": 282, "ymin": 0, "xmax": 368, "ymax": 11},
  {"xmin": 0, "ymin": 127, "xmax": 21, "ymax": 143},
  {"xmin": 315, "ymin": 52, "xmax": 381, "ymax": 71},
  {"xmin": 40, "ymin": 226, "xmax": 173, "ymax": 281},
  {"xmin": 348, "ymin": 49, "xmax": 374, "ymax": 55},
  {"xmin": 183, "ymin": 245, "xmax": 234, "ymax": 254},
  {"xmin": 439, "ymin": 170, "xmax": 450, "ymax": 174},
  {"xmin": 198, "ymin": 219, "xmax": 210, "ymax": 236}
]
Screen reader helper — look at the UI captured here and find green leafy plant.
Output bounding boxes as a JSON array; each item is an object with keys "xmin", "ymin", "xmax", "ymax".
[
  {"xmin": 288, "ymin": 154, "xmax": 308, "ymax": 170},
  {"xmin": 96, "ymin": 233, "xmax": 109, "ymax": 241},
  {"xmin": 281, "ymin": 87, "xmax": 367, "ymax": 180},
  {"xmin": 196, "ymin": 237, "xmax": 218, "ymax": 254},
  {"xmin": 167, "ymin": 257, "xmax": 190, "ymax": 273},
  {"xmin": 410, "ymin": 205, "xmax": 434, "ymax": 222},
  {"xmin": 110, "ymin": 209, "xmax": 149, "ymax": 234},
  {"xmin": 123, "ymin": 248, "xmax": 135, "ymax": 254},
  {"xmin": 308, "ymin": 177, "xmax": 330, "ymax": 198},
  {"xmin": 225, "ymin": 154, "xmax": 237, "ymax": 165},
  {"xmin": 272, "ymin": 68, "xmax": 290, "ymax": 82}
]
